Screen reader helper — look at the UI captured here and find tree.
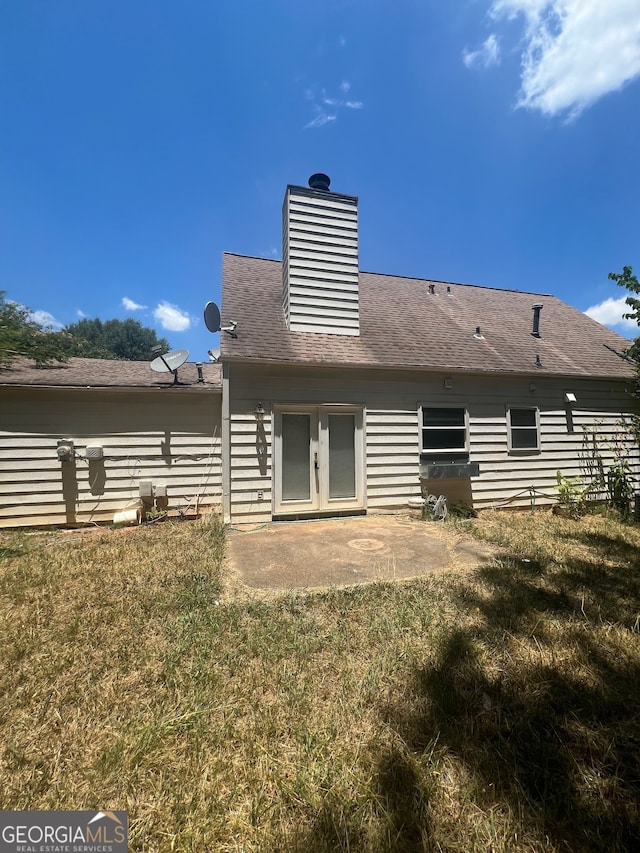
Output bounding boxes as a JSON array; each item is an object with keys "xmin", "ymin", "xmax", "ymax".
[
  {"xmin": 609, "ymin": 265, "xmax": 640, "ymax": 361},
  {"xmin": 64, "ymin": 317, "xmax": 170, "ymax": 361},
  {"xmin": 609, "ymin": 266, "xmax": 640, "ymax": 449},
  {"xmin": 0, "ymin": 291, "xmax": 75, "ymax": 368},
  {"xmin": 1, "ymin": 292, "xmax": 171, "ymax": 367}
]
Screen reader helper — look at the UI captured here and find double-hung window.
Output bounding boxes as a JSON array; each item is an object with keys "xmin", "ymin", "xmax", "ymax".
[
  {"xmin": 508, "ymin": 407, "xmax": 540, "ymax": 452},
  {"xmin": 421, "ymin": 407, "xmax": 468, "ymax": 460}
]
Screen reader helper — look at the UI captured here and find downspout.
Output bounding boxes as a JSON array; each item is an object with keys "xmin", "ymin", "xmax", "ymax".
[{"xmin": 222, "ymin": 360, "xmax": 231, "ymax": 524}]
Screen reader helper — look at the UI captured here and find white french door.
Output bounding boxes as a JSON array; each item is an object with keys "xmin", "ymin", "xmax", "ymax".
[{"xmin": 273, "ymin": 406, "xmax": 365, "ymax": 515}]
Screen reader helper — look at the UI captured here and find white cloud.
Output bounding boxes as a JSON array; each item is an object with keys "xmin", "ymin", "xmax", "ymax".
[
  {"xmin": 463, "ymin": 33, "xmax": 501, "ymax": 69},
  {"xmin": 305, "ymin": 111, "xmax": 337, "ymax": 129},
  {"xmin": 322, "ymin": 95, "xmax": 362, "ymax": 109},
  {"xmin": 28, "ymin": 309, "xmax": 64, "ymax": 330},
  {"xmin": 122, "ymin": 297, "xmax": 147, "ymax": 311},
  {"xmin": 584, "ymin": 295, "xmax": 638, "ymax": 331},
  {"xmin": 153, "ymin": 301, "xmax": 191, "ymax": 332},
  {"xmin": 321, "ymin": 85, "xmax": 363, "ymax": 110},
  {"xmin": 490, "ymin": 0, "xmax": 640, "ymax": 117},
  {"xmin": 304, "ymin": 83, "xmax": 364, "ymax": 128},
  {"xmin": 76, "ymin": 309, "xmax": 87, "ymax": 318}
]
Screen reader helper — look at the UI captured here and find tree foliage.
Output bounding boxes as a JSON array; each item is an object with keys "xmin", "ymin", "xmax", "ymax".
[
  {"xmin": 64, "ymin": 317, "xmax": 170, "ymax": 361},
  {"xmin": 609, "ymin": 265, "xmax": 640, "ymax": 361},
  {"xmin": 0, "ymin": 291, "xmax": 75, "ymax": 368},
  {"xmin": 0, "ymin": 292, "xmax": 171, "ymax": 367}
]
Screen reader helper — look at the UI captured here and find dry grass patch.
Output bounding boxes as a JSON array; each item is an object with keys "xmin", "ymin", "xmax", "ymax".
[{"xmin": 1, "ymin": 509, "xmax": 639, "ymax": 851}]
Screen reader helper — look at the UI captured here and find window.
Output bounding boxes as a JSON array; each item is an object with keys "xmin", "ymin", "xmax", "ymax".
[
  {"xmin": 421, "ymin": 407, "xmax": 468, "ymax": 457},
  {"xmin": 508, "ymin": 407, "xmax": 540, "ymax": 451}
]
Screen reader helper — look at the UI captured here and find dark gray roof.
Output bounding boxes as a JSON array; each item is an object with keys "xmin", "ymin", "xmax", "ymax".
[
  {"xmin": 0, "ymin": 357, "xmax": 222, "ymax": 391},
  {"xmin": 221, "ymin": 253, "xmax": 635, "ymax": 379}
]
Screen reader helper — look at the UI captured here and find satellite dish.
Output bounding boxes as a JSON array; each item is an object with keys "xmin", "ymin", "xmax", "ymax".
[
  {"xmin": 150, "ymin": 349, "xmax": 189, "ymax": 373},
  {"xmin": 204, "ymin": 302, "xmax": 221, "ymax": 333},
  {"xmin": 204, "ymin": 301, "xmax": 238, "ymax": 337}
]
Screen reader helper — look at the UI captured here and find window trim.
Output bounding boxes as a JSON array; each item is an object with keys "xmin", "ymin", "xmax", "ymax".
[
  {"xmin": 420, "ymin": 406, "xmax": 470, "ymax": 459},
  {"xmin": 507, "ymin": 406, "xmax": 541, "ymax": 454}
]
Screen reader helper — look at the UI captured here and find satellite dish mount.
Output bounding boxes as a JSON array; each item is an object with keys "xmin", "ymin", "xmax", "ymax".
[
  {"xmin": 150, "ymin": 348, "xmax": 190, "ymax": 385},
  {"xmin": 204, "ymin": 301, "xmax": 237, "ymax": 338}
]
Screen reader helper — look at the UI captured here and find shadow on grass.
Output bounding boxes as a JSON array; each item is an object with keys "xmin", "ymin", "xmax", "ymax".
[
  {"xmin": 383, "ymin": 540, "xmax": 640, "ymax": 852},
  {"xmin": 556, "ymin": 520, "xmax": 639, "ymax": 557},
  {"xmin": 289, "ymin": 746, "xmax": 433, "ymax": 853},
  {"xmin": 374, "ymin": 746, "xmax": 432, "ymax": 852}
]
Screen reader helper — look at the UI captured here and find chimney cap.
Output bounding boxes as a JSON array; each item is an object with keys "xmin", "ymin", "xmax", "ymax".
[{"xmin": 308, "ymin": 173, "xmax": 331, "ymax": 191}]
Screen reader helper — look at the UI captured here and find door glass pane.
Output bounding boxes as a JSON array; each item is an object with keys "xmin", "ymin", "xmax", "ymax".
[
  {"xmin": 328, "ymin": 414, "xmax": 356, "ymax": 499},
  {"xmin": 282, "ymin": 414, "xmax": 311, "ymax": 501}
]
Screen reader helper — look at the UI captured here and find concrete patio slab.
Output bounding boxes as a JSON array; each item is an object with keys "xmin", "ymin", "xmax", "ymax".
[{"xmin": 225, "ymin": 514, "xmax": 496, "ymax": 590}]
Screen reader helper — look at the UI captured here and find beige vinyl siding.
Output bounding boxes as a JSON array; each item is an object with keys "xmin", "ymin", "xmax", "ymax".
[
  {"xmin": 282, "ymin": 187, "xmax": 360, "ymax": 335},
  {"xmin": 226, "ymin": 362, "xmax": 639, "ymax": 523},
  {"xmin": 0, "ymin": 387, "xmax": 222, "ymax": 528},
  {"xmin": 229, "ymin": 407, "xmax": 273, "ymax": 519},
  {"xmin": 467, "ymin": 396, "xmax": 639, "ymax": 509},
  {"xmin": 366, "ymin": 409, "xmax": 421, "ymax": 509}
]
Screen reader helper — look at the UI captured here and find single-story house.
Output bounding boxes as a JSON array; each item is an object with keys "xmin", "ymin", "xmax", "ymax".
[
  {"xmin": 1, "ymin": 172, "xmax": 638, "ymax": 528},
  {"xmin": 218, "ymin": 173, "xmax": 639, "ymax": 524},
  {"xmin": 0, "ymin": 358, "xmax": 222, "ymax": 527}
]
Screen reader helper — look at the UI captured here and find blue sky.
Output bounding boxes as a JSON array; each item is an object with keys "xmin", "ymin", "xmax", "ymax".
[{"xmin": 1, "ymin": 0, "xmax": 639, "ymax": 362}]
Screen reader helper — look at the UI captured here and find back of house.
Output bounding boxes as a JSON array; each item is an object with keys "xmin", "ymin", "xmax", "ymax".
[
  {"xmin": 1, "ymin": 172, "xmax": 637, "ymax": 529},
  {"xmin": 218, "ymin": 173, "xmax": 638, "ymax": 524}
]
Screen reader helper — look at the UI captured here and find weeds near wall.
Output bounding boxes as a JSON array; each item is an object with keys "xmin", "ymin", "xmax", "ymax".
[
  {"xmin": 567, "ymin": 419, "xmax": 640, "ymax": 515},
  {"xmin": 555, "ymin": 470, "xmax": 590, "ymax": 518}
]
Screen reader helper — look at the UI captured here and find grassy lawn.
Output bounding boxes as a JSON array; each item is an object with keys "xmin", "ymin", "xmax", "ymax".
[{"xmin": 1, "ymin": 510, "xmax": 639, "ymax": 852}]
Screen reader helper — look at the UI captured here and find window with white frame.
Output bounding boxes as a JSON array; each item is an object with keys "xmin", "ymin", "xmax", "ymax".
[
  {"xmin": 508, "ymin": 407, "xmax": 540, "ymax": 451},
  {"xmin": 421, "ymin": 407, "xmax": 468, "ymax": 458}
]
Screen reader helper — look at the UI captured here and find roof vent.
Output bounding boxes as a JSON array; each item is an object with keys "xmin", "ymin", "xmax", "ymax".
[
  {"xmin": 474, "ymin": 326, "xmax": 484, "ymax": 339},
  {"xmin": 428, "ymin": 283, "xmax": 436, "ymax": 295},
  {"xmin": 308, "ymin": 173, "xmax": 331, "ymax": 191},
  {"xmin": 532, "ymin": 303, "xmax": 543, "ymax": 338}
]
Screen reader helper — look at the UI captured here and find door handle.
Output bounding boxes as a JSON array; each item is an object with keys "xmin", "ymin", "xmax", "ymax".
[{"xmin": 314, "ymin": 452, "xmax": 319, "ymax": 470}]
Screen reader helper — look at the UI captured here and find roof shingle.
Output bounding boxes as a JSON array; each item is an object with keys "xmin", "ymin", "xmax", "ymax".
[
  {"xmin": 0, "ymin": 357, "xmax": 222, "ymax": 390},
  {"xmin": 221, "ymin": 253, "xmax": 634, "ymax": 379}
]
